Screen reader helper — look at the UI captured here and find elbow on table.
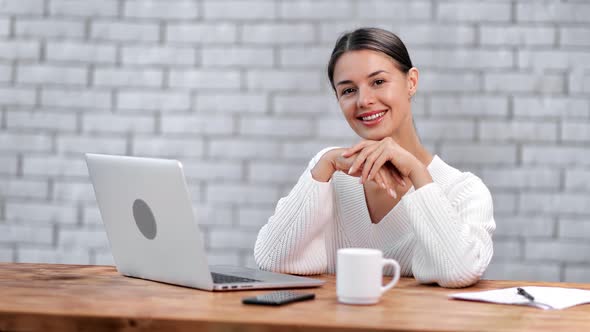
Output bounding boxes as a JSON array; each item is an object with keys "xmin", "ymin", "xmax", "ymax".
[
  {"xmin": 253, "ymin": 247, "xmax": 325, "ymax": 276},
  {"xmin": 436, "ymin": 271, "xmax": 482, "ymax": 288},
  {"xmin": 435, "ymin": 259, "xmax": 489, "ymax": 288}
]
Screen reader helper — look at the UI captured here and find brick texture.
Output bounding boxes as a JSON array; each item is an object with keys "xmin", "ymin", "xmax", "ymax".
[{"xmin": 2, "ymin": 0, "xmax": 590, "ymax": 283}]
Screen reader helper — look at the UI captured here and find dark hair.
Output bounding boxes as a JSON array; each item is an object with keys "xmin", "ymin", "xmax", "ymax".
[{"xmin": 327, "ymin": 27, "xmax": 413, "ymax": 91}]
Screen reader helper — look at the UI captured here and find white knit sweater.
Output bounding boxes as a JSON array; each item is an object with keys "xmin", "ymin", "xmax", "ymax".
[{"xmin": 254, "ymin": 148, "xmax": 496, "ymax": 288}]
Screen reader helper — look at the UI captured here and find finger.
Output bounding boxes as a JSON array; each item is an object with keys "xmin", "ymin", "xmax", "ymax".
[
  {"xmin": 341, "ymin": 140, "xmax": 371, "ymax": 158},
  {"xmin": 387, "ymin": 163, "xmax": 406, "ymax": 187},
  {"xmin": 366, "ymin": 152, "xmax": 389, "ymax": 183},
  {"xmin": 379, "ymin": 168, "xmax": 397, "ymax": 199},
  {"xmin": 374, "ymin": 171, "xmax": 386, "ymax": 190},
  {"xmin": 348, "ymin": 143, "xmax": 379, "ymax": 176},
  {"xmin": 361, "ymin": 145, "xmax": 384, "ymax": 184}
]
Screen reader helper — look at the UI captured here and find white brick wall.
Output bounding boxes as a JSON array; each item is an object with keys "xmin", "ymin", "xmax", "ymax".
[
  {"xmin": 42, "ymin": 88, "xmax": 112, "ymax": 109},
  {"xmin": 121, "ymin": 45, "xmax": 195, "ymax": 66},
  {"xmin": 399, "ymin": 24, "xmax": 475, "ymax": 46},
  {"xmin": 559, "ymin": 219, "xmax": 590, "ymax": 239},
  {"xmin": 22, "ymin": 156, "xmax": 88, "ymax": 177},
  {"xmin": 46, "ymin": 41, "xmax": 116, "ymax": 64},
  {"xmin": 484, "ymin": 73, "xmax": 565, "ymax": 93},
  {"xmin": 82, "ymin": 113, "xmax": 155, "ymax": 134},
  {"xmin": 565, "ymin": 170, "xmax": 590, "ymax": 191},
  {"xmin": 513, "ymin": 97, "xmax": 589, "ymax": 119},
  {"xmin": 414, "ymin": 49, "xmax": 513, "ymax": 70},
  {"xmin": 132, "ymin": 136, "xmax": 203, "ymax": 157},
  {"xmin": 0, "ymin": 0, "xmax": 44, "ymax": 15},
  {"xmin": 15, "ymin": 18, "xmax": 85, "ymax": 39},
  {"xmin": 17, "ymin": 64, "xmax": 87, "ymax": 86},
  {"xmin": 182, "ymin": 161, "xmax": 242, "ymax": 181},
  {"xmin": 117, "ymin": 90, "xmax": 191, "ymax": 111},
  {"xmin": 0, "ymin": 247, "xmax": 14, "ymax": 262},
  {"xmin": 518, "ymin": 50, "xmax": 590, "ymax": 71},
  {"xmin": 0, "ymin": 133, "xmax": 52, "ymax": 152},
  {"xmin": 0, "ymin": 156, "xmax": 18, "ymax": 174},
  {"xmin": 49, "ymin": 0, "xmax": 119, "ymax": 18},
  {"xmin": 124, "ymin": 1, "xmax": 200, "ymax": 19},
  {"xmin": 6, "ymin": 111, "xmax": 77, "ymax": 131},
  {"xmin": 6, "ymin": 202, "xmax": 78, "ymax": 224},
  {"xmin": 168, "ymin": 69, "xmax": 241, "ymax": 90},
  {"xmin": 56, "ymin": 135, "xmax": 127, "ymax": 155},
  {"xmin": 484, "ymin": 261, "xmax": 560, "ymax": 282},
  {"xmin": 480, "ymin": 168, "xmax": 560, "ymax": 190},
  {"xmin": 438, "ymin": 2, "xmax": 511, "ymax": 22},
  {"xmin": 90, "ymin": 21, "xmax": 160, "ymax": 43},
  {"xmin": 357, "ymin": 1, "xmax": 431, "ymax": 20},
  {"xmin": 0, "ymin": 40, "xmax": 40, "ymax": 60},
  {"xmin": 94, "ymin": 68, "xmax": 164, "ymax": 88},
  {"xmin": 0, "ymin": 87, "xmax": 36, "ymax": 105},
  {"xmin": 203, "ymin": 1, "xmax": 275, "ymax": 20},
  {"xmin": 203, "ymin": 47, "xmax": 274, "ymax": 67},
  {"xmin": 0, "ymin": 178, "xmax": 48, "ymax": 199},
  {"xmin": 196, "ymin": 93, "xmax": 267, "ymax": 113},
  {"xmin": 239, "ymin": 116, "xmax": 314, "ymax": 138},
  {"xmin": 2, "ymin": 0, "xmax": 590, "ymax": 283},
  {"xmin": 0, "ymin": 224, "xmax": 53, "ymax": 245},
  {"xmin": 516, "ymin": 3, "xmax": 590, "ymax": 23},
  {"xmin": 0, "ymin": 18, "xmax": 8, "ymax": 37},
  {"xmin": 166, "ymin": 23, "xmax": 238, "ymax": 44},
  {"xmin": 494, "ymin": 216, "xmax": 555, "ymax": 238},
  {"xmin": 480, "ymin": 26, "xmax": 556, "ymax": 46}
]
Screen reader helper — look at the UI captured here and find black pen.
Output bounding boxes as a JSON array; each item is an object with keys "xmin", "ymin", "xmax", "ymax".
[{"xmin": 517, "ymin": 287, "xmax": 535, "ymax": 301}]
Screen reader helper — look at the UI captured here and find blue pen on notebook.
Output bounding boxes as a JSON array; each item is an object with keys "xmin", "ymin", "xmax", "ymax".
[{"xmin": 517, "ymin": 287, "xmax": 535, "ymax": 301}]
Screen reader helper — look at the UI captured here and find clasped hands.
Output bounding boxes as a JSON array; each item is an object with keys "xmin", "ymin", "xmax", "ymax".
[{"xmin": 314, "ymin": 137, "xmax": 433, "ymax": 199}]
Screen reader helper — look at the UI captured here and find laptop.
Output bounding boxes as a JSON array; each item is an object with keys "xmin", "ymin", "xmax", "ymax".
[{"xmin": 85, "ymin": 153, "xmax": 324, "ymax": 291}]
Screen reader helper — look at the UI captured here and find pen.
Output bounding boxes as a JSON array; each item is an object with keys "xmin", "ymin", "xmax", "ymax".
[{"xmin": 517, "ymin": 287, "xmax": 535, "ymax": 301}]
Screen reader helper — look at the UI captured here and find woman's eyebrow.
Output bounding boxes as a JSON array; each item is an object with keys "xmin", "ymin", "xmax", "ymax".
[
  {"xmin": 367, "ymin": 70, "xmax": 388, "ymax": 78},
  {"xmin": 335, "ymin": 70, "xmax": 389, "ymax": 87}
]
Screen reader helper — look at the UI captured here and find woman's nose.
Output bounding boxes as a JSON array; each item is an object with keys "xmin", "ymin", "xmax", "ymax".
[{"xmin": 356, "ymin": 86, "xmax": 376, "ymax": 109}]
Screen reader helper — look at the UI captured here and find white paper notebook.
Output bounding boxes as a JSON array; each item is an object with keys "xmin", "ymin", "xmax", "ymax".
[{"xmin": 450, "ymin": 286, "xmax": 590, "ymax": 310}]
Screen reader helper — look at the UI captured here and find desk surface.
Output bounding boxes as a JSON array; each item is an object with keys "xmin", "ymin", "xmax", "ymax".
[{"xmin": 0, "ymin": 263, "xmax": 589, "ymax": 332}]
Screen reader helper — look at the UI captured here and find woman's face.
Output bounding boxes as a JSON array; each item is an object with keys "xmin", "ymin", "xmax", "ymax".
[{"xmin": 332, "ymin": 49, "xmax": 417, "ymax": 141}]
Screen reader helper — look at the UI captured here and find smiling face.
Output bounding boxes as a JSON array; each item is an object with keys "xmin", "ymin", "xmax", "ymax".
[{"xmin": 332, "ymin": 49, "xmax": 418, "ymax": 141}]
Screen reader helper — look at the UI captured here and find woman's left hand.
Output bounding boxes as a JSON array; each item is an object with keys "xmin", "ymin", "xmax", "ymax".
[{"xmin": 342, "ymin": 137, "xmax": 433, "ymax": 189}]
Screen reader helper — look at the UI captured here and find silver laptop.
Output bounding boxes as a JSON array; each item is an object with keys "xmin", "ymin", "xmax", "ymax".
[{"xmin": 85, "ymin": 153, "xmax": 324, "ymax": 291}]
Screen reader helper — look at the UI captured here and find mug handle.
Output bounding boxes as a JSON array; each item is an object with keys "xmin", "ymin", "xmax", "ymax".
[{"xmin": 380, "ymin": 258, "xmax": 401, "ymax": 294}]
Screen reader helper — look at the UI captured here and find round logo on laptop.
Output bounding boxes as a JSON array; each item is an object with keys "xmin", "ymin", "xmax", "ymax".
[{"xmin": 132, "ymin": 199, "xmax": 157, "ymax": 240}]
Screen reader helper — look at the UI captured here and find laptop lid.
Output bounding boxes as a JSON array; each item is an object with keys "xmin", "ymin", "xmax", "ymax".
[
  {"xmin": 85, "ymin": 153, "xmax": 324, "ymax": 291},
  {"xmin": 86, "ymin": 153, "xmax": 215, "ymax": 290}
]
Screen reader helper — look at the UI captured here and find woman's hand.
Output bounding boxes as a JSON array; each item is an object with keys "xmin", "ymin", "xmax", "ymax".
[
  {"xmin": 342, "ymin": 137, "xmax": 433, "ymax": 190},
  {"xmin": 311, "ymin": 148, "xmax": 406, "ymax": 199},
  {"xmin": 311, "ymin": 148, "xmax": 368, "ymax": 181}
]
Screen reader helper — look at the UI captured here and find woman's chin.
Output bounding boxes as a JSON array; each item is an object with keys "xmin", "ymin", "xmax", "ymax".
[{"xmin": 355, "ymin": 128, "xmax": 391, "ymax": 141}]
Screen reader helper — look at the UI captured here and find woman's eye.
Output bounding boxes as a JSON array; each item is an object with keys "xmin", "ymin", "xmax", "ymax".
[
  {"xmin": 341, "ymin": 88, "xmax": 355, "ymax": 96},
  {"xmin": 374, "ymin": 79, "xmax": 385, "ymax": 85}
]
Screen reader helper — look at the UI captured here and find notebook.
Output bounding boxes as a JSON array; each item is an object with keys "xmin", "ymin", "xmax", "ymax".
[{"xmin": 450, "ymin": 286, "xmax": 590, "ymax": 310}]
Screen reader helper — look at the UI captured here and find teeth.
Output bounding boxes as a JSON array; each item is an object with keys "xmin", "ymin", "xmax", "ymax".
[{"xmin": 361, "ymin": 111, "xmax": 385, "ymax": 121}]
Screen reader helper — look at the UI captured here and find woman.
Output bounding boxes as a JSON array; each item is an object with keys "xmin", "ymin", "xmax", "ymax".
[{"xmin": 254, "ymin": 27, "xmax": 495, "ymax": 288}]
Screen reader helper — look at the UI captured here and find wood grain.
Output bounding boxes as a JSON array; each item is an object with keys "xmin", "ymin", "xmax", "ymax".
[{"xmin": 0, "ymin": 263, "xmax": 589, "ymax": 332}]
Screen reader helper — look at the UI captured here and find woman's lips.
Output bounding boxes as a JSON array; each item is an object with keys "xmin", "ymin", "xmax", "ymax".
[{"xmin": 357, "ymin": 110, "xmax": 387, "ymax": 127}]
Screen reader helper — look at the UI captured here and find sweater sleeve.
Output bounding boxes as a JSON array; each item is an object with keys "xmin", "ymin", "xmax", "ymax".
[
  {"xmin": 253, "ymin": 147, "xmax": 338, "ymax": 275},
  {"xmin": 401, "ymin": 175, "xmax": 495, "ymax": 288}
]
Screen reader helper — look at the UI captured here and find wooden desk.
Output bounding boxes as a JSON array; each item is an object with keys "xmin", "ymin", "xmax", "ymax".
[{"xmin": 0, "ymin": 263, "xmax": 589, "ymax": 332}]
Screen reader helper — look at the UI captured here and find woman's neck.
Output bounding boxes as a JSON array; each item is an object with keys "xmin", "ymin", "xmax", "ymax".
[{"xmin": 393, "ymin": 119, "xmax": 433, "ymax": 167}]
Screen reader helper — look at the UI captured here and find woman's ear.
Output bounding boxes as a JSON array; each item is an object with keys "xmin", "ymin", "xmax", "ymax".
[{"xmin": 407, "ymin": 67, "xmax": 419, "ymax": 98}]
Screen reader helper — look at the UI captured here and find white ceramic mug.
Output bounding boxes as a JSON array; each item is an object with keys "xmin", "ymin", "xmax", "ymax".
[{"xmin": 336, "ymin": 248, "xmax": 401, "ymax": 305}]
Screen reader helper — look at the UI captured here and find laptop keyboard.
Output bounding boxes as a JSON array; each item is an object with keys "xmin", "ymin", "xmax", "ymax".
[{"xmin": 211, "ymin": 272, "xmax": 262, "ymax": 284}]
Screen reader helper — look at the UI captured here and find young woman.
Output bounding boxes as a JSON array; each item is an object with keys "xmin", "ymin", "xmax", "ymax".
[{"xmin": 254, "ymin": 28, "xmax": 495, "ymax": 288}]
